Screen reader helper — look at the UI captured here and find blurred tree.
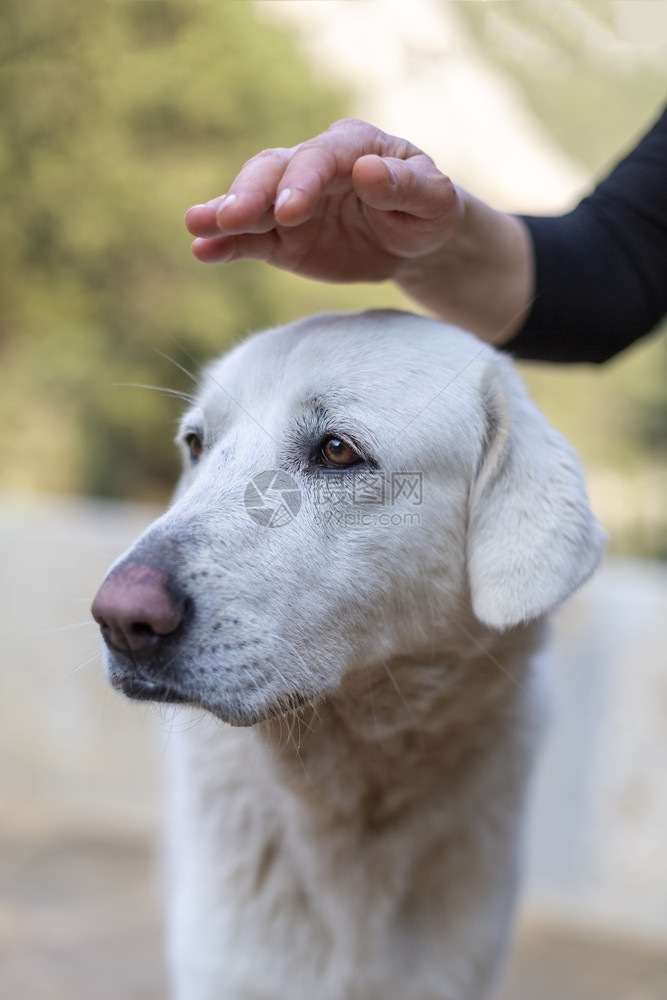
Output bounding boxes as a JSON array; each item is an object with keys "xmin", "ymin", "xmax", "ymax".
[
  {"xmin": 0, "ymin": 0, "xmax": 354, "ymax": 498},
  {"xmin": 457, "ymin": 0, "xmax": 667, "ymax": 173}
]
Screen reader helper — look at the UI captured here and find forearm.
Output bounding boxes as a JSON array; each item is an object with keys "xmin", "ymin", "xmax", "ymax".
[
  {"xmin": 509, "ymin": 108, "xmax": 667, "ymax": 364},
  {"xmin": 395, "ymin": 188, "xmax": 534, "ymax": 345}
]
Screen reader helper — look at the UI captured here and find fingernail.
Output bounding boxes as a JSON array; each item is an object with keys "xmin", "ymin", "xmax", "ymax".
[
  {"xmin": 184, "ymin": 204, "xmax": 205, "ymax": 225},
  {"xmin": 275, "ymin": 188, "xmax": 292, "ymax": 214},
  {"xmin": 215, "ymin": 193, "xmax": 237, "ymax": 213}
]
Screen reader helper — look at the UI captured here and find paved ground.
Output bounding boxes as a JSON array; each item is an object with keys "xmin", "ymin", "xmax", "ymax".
[
  {"xmin": 2, "ymin": 828, "xmax": 666, "ymax": 1000},
  {"xmin": 0, "ymin": 831, "xmax": 165, "ymax": 1000},
  {"xmin": 501, "ymin": 923, "xmax": 667, "ymax": 1000}
]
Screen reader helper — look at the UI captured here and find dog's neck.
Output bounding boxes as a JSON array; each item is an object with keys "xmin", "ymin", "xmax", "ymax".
[{"xmin": 257, "ymin": 622, "xmax": 542, "ymax": 830}]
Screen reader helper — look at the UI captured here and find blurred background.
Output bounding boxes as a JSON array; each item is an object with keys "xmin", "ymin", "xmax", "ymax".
[{"xmin": 1, "ymin": 1, "xmax": 665, "ymax": 997}]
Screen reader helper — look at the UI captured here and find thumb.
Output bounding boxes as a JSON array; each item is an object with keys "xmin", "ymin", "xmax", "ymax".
[{"xmin": 352, "ymin": 154, "xmax": 458, "ymax": 221}]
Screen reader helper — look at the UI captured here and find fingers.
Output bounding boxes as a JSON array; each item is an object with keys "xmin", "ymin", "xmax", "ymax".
[
  {"xmin": 185, "ymin": 136, "xmax": 340, "ymax": 239},
  {"xmin": 184, "ymin": 199, "xmax": 227, "ymax": 238},
  {"xmin": 191, "ymin": 231, "xmax": 280, "ymax": 265},
  {"xmin": 185, "ymin": 146, "xmax": 295, "ymax": 238},
  {"xmin": 265, "ymin": 143, "xmax": 340, "ymax": 227},
  {"xmin": 186, "ymin": 200, "xmax": 278, "ymax": 240},
  {"xmin": 184, "ymin": 119, "xmax": 457, "ymax": 269},
  {"xmin": 352, "ymin": 154, "xmax": 458, "ymax": 221},
  {"xmin": 185, "ymin": 119, "xmax": 421, "ymax": 239},
  {"xmin": 272, "ymin": 119, "xmax": 421, "ymax": 225}
]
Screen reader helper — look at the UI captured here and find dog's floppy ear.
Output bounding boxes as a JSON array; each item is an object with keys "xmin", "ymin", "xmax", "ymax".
[{"xmin": 467, "ymin": 358, "xmax": 606, "ymax": 632}]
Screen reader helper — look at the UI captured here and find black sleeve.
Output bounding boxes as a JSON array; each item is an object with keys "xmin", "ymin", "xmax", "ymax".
[{"xmin": 506, "ymin": 106, "xmax": 667, "ymax": 364}]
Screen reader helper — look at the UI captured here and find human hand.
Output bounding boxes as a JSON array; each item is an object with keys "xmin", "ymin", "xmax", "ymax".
[{"xmin": 184, "ymin": 118, "xmax": 463, "ymax": 284}]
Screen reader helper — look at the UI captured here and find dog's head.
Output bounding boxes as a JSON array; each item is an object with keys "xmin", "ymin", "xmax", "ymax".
[{"xmin": 92, "ymin": 310, "xmax": 605, "ymax": 725}]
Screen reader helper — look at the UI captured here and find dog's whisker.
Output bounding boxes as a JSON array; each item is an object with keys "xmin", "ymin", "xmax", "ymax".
[
  {"xmin": 381, "ymin": 659, "xmax": 426, "ymax": 751},
  {"xmin": 160, "ymin": 705, "xmax": 206, "ymax": 741},
  {"xmin": 272, "ymin": 692, "xmax": 298, "ymax": 752},
  {"xmin": 12, "ymin": 620, "xmax": 97, "ymax": 636},
  {"xmin": 128, "ymin": 295, "xmax": 202, "ymax": 387},
  {"xmin": 60, "ymin": 648, "xmax": 103, "ymax": 683},
  {"xmin": 364, "ymin": 660, "xmax": 386, "ymax": 750},
  {"xmin": 133, "ymin": 295, "xmax": 278, "ymax": 446},
  {"xmin": 151, "ymin": 347, "xmax": 202, "ymax": 390},
  {"xmin": 308, "ymin": 701, "xmax": 323, "ymax": 728},
  {"xmin": 295, "ymin": 710, "xmax": 315, "ymax": 736},
  {"xmin": 113, "ymin": 381, "xmax": 197, "ymax": 403},
  {"xmin": 277, "ymin": 707, "xmax": 320, "ymax": 792},
  {"xmin": 444, "ymin": 613, "xmax": 540, "ymax": 708},
  {"xmin": 285, "ymin": 706, "xmax": 298, "ymax": 751},
  {"xmin": 153, "ymin": 553, "xmax": 284, "ymax": 680},
  {"xmin": 259, "ymin": 632, "xmax": 319, "ymax": 725}
]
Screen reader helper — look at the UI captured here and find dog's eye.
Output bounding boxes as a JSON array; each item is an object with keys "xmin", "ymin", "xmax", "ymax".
[
  {"xmin": 184, "ymin": 432, "xmax": 203, "ymax": 463},
  {"xmin": 319, "ymin": 436, "xmax": 362, "ymax": 469}
]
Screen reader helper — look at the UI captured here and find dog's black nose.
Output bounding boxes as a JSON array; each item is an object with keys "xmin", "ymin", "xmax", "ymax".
[{"xmin": 92, "ymin": 561, "xmax": 186, "ymax": 654}]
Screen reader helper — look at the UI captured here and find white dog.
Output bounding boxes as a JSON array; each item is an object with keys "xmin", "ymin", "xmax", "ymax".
[{"xmin": 92, "ymin": 310, "xmax": 605, "ymax": 1000}]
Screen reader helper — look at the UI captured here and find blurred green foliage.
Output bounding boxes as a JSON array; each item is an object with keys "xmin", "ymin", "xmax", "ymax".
[
  {"xmin": 0, "ymin": 0, "xmax": 384, "ymax": 498},
  {"xmin": 457, "ymin": 0, "xmax": 667, "ymax": 173}
]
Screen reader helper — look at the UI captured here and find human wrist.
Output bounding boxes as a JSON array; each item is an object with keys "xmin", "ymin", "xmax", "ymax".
[{"xmin": 395, "ymin": 189, "xmax": 534, "ymax": 344}]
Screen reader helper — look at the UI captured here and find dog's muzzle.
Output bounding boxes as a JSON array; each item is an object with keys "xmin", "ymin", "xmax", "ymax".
[{"xmin": 92, "ymin": 559, "xmax": 192, "ymax": 704}]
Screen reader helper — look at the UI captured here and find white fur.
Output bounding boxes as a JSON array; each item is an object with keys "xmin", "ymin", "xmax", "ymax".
[{"xmin": 98, "ymin": 310, "xmax": 606, "ymax": 1000}]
